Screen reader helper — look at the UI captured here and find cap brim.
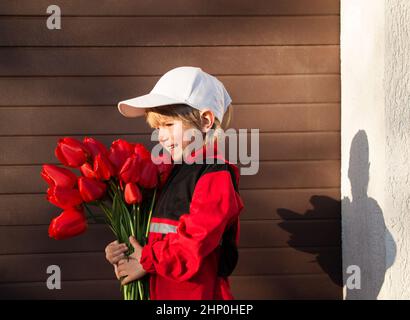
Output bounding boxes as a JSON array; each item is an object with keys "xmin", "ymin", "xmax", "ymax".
[{"xmin": 117, "ymin": 93, "xmax": 185, "ymax": 118}]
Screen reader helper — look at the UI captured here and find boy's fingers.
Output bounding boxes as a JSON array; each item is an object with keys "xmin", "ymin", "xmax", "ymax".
[
  {"xmin": 111, "ymin": 257, "xmax": 121, "ymax": 264},
  {"xmin": 107, "ymin": 246, "xmax": 127, "ymax": 256},
  {"xmin": 111, "ymin": 244, "xmax": 128, "ymax": 251},
  {"xmin": 107, "ymin": 253, "xmax": 125, "ymax": 264},
  {"xmin": 118, "ymin": 265, "xmax": 128, "ymax": 276},
  {"xmin": 113, "ymin": 249, "xmax": 127, "ymax": 256},
  {"xmin": 108, "ymin": 240, "xmax": 118, "ymax": 248},
  {"xmin": 118, "ymin": 258, "xmax": 127, "ymax": 266},
  {"xmin": 121, "ymin": 277, "xmax": 130, "ymax": 285},
  {"xmin": 129, "ymin": 236, "xmax": 142, "ymax": 250}
]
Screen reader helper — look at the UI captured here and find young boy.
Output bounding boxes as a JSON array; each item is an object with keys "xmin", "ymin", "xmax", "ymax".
[{"xmin": 105, "ymin": 66, "xmax": 244, "ymax": 299}]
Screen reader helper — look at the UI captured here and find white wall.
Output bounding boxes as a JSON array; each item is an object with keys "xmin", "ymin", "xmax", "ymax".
[{"xmin": 341, "ymin": 0, "xmax": 410, "ymax": 299}]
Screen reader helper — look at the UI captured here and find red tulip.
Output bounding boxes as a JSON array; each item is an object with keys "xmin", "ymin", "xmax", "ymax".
[
  {"xmin": 46, "ymin": 185, "xmax": 83, "ymax": 209},
  {"xmin": 134, "ymin": 143, "xmax": 151, "ymax": 162},
  {"xmin": 108, "ymin": 139, "xmax": 135, "ymax": 174},
  {"xmin": 138, "ymin": 159, "xmax": 158, "ymax": 189},
  {"xmin": 83, "ymin": 137, "xmax": 108, "ymax": 159},
  {"xmin": 80, "ymin": 162, "xmax": 98, "ymax": 179},
  {"xmin": 93, "ymin": 153, "xmax": 115, "ymax": 181},
  {"xmin": 48, "ymin": 207, "xmax": 87, "ymax": 240},
  {"xmin": 119, "ymin": 154, "xmax": 141, "ymax": 184},
  {"xmin": 41, "ymin": 164, "xmax": 77, "ymax": 189},
  {"xmin": 153, "ymin": 154, "xmax": 173, "ymax": 188},
  {"xmin": 124, "ymin": 182, "xmax": 142, "ymax": 204},
  {"xmin": 55, "ymin": 137, "xmax": 89, "ymax": 168},
  {"xmin": 78, "ymin": 177, "xmax": 107, "ymax": 202}
]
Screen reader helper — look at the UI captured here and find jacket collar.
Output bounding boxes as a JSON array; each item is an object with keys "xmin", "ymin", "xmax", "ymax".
[{"xmin": 184, "ymin": 142, "xmax": 222, "ymax": 163}]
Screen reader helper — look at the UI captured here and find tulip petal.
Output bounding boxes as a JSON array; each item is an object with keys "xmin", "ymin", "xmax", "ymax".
[
  {"xmin": 138, "ymin": 159, "xmax": 159, "ymax": 189},
  {"xmin": 46, "ymin": 185, "xmax": 83, "ymax": 209},
  {"xmin": 48, "ymin": 207, "xmax": 87, "ymax": 240},
  {"xmin": 124, "ymin": 182, "xmax": 142, "ymax": 204},
  {"xmin": 83, "ymin": 137, "xmax": 108, "ymax": 159},
  {"xmin": 55, "ymin": 137, "xmax": 88, "ymax": 168},
  {"xmin": 78, "ymin": 177, "xmax": 107, "ymax": 202},
  {"xmin": 41, "ymin": 164, "xmax": 78, "ymax": 188}
]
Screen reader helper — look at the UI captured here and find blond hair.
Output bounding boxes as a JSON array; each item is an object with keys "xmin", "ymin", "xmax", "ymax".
[{"xmin": 144, "ymin": 104, "xmax": 233, "ymax": 144}]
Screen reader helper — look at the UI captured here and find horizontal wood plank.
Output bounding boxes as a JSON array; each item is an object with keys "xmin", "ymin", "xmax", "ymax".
[
  {"xmin": 239, "ymin": 220, "xmax": 341, "ymax": 248},
  {"xmin": 0, "ymin": 132, "xmax": 340, "ymax": 165},
  {"xmin": 240, "ymin": 189, "xmax": 341, "ymax": 220},
  {"xmin": 0, "ymin": 104, "xmax": 340, "ymax": 135},
  {"xmin": 0, "ymin": 280, "xmax": 120, "ymax": 299},
  {"xmin": 0, "ymin": 189, "xmax": 340, "ymax": 225},
  {"xmin": 0, "ymin": 275, "xmax": 341, "ymax": 299},
  {"xmin": 0, "ymin": 75, "xmax": 340, "ymax": 106},
  {"xmin": 0, "ymin": 17, "xmax": 339, "ymax": 46},
  {"xmin": 239, "ymin": 160, "xmax": 340, "ymax": 189},
  {"xmin": 0, "ymin": 246, "xmax": 341, "ymax": 283},
  {"xmin": 0, "ymin": 161, "xmax": 340, "ymax": 194},
  {"xmin": 0, "ymin": 0, "xmax": 340, "ymax": 16},
  {"xmin": 0, "ymin": 225, "xmax": 115, "ymax": 255},
  {"xmin": 0, "ymin": 46, "xmax": 340, "ymax": 76},
  {"xmin": 0, "ymin": 220, "xmax": 340, "ymax": 254},
  {"xmin": 230, "ymin": 274, "xmax": 341, "ymax": 299}
]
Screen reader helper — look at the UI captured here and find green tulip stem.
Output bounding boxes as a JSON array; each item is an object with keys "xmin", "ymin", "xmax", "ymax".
[
  {"xmin": 145, "ymin": 188, "xmax": 157, "ymax": 239},
  {"xmin": 138, "ymin": 280, "xmax": 144, "ymax": 300},
  {"xmin": 136, "ymin": 204, "xmax": 141, "ymax": 243},
  {"xmin": 131, "ymin": 204, "xmax": 137, "ymax": 238},
  {"xmin": 83, "ymin": 203, "xmax": 97, "ymax": 223}
]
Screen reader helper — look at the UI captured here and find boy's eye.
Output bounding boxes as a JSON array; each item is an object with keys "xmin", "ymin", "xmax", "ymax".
[{"xmin": 165, "ymin": 123, "xmax": 174, "ymax": 127}]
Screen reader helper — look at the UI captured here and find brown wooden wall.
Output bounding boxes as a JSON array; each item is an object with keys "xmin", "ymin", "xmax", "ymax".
[{"xmin": 0, "ymin": 0, "xmax": 341, "ymax": 299}]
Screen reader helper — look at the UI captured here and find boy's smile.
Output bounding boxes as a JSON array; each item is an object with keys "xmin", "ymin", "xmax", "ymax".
[{"xmin": 156, "ymin": 119, "xmax": 194, "ymax": 162}]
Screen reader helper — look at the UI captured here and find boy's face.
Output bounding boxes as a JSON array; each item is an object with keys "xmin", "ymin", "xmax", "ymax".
[{"xmin": 155, "ymin": 117, "xmax": 197, "ymax": 162}]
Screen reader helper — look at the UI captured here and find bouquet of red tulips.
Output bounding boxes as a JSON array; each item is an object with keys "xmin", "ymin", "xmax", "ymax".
[{"xmin": 40, "ymin": 137, "xmax": 173, "ymax": 300}]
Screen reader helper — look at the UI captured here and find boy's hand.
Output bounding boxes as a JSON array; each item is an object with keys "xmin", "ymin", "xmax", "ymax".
[
  {"xmin": 117, "ymin": 236, "xmax": 147, "ymax": 285},
  {"xmin": 113, "ymin": 263, "xmax": 121, "ymax": 280},
  {"xmin": 105, "ymin": 240, "xmax": 128, "ymax": 265}
]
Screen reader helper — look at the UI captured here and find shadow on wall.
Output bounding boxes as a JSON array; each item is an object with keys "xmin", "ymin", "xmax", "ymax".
[
  {"xmin": 342, "ymin": 130, "xmax": 396, "ymax": 299},
  {"xmin": 277, "ymin": 196, "xmax": 343, "ymax": 290},
  {"xmin": 276, "ymin": 130, "xmax": 397, "ymax": 299}
]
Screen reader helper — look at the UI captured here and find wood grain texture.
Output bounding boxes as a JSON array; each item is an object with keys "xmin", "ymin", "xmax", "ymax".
[
  {"xmin": 0, "ymin": 0, "xmax": 340, "ymax": 16},
  {"xmin": 0, "ymin": 161, "xmax": 340, "ymax": 194},
  {"xmin": 0, "ymin": 75, "xmax": 340, "ymax": 106},
  {"xmin": 0, "ymin": 17, "xmax": 339, "ymax": 46},
  {"xmin": 0, "ymin": 104, "xmax": 341, "ymax": 135},
  {"xmin": 0, "ymin": 46, "xmax": 340, "ymax": 76},
  {"xmin": 0, "ymin": 188, "xmax": 340, "ymax": 225},
  {"xmin": 0, "ymin": 220, "xmax": 340, "ymax": 255},
  {"xmin": 0, "ymin": 275, "xmax": 341, "ymax": 299},
  {"xmin": 0, "ymin": 1, "xmax": 341, "ymax": 299},
  {"xmin": 0, "ymin": 246, "xmax": 341, "ymax": 283},
  {"xmin": 0, "ymin": 132, "xmax": 340, "ymax": 165}
]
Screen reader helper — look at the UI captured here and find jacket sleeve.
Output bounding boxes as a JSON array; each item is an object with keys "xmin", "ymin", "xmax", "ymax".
[{"xmin": 139, "ymin": 168, "xmax": 243, "ymax": 282}]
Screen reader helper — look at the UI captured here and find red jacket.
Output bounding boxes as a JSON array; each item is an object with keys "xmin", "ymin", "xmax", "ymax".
[{"xmin": 139, "ymin": 144, "xmax": 244, "ymax": 300}]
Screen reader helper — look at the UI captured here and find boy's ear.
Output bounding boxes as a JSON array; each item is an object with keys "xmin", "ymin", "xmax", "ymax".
[{"xmin": 200, "ymin": 109, "xmax": 215, "ymax": 132}]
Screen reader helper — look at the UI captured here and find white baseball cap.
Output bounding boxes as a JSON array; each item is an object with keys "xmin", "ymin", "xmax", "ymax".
[{"xmin": 117, "ymin": 66, "xmax": 232, "ymax": 122}]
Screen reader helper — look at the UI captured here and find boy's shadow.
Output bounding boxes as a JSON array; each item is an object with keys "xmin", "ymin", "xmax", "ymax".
[
  {"xmin": 342, "ymin": 130, "xmax": 395, "ymax": 299},
  {"xmin": 277, "ymin": 195, "xmax": 343, "ymax": 288},
  {"xmin": 277, "ymin": 130, "xmax": 396, "ymax": 299}
]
